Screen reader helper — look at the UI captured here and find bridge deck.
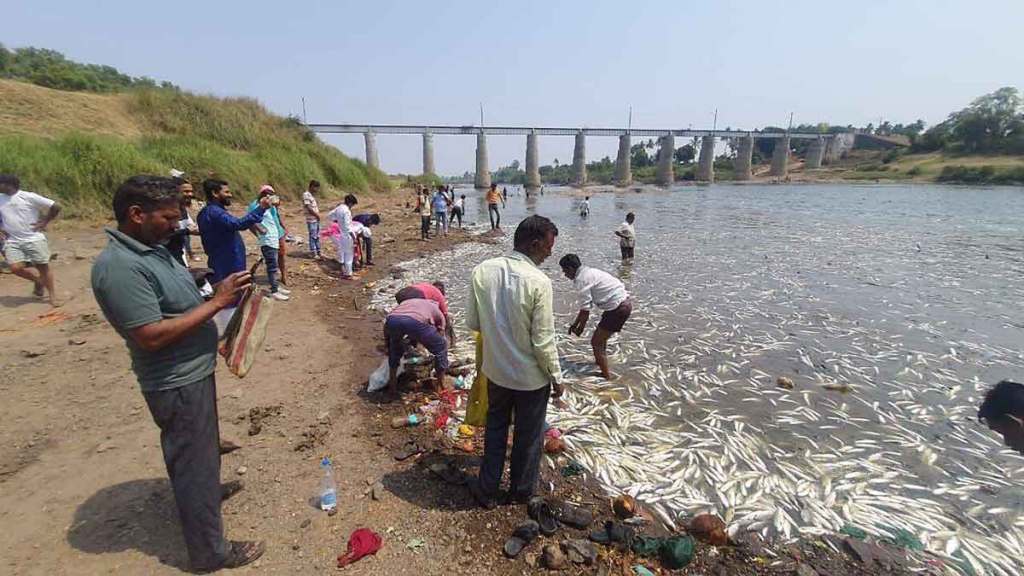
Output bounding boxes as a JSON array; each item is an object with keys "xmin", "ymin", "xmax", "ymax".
[{"xmin": 306, "ymin": 124, "xmax": 828, "ymax": 139}]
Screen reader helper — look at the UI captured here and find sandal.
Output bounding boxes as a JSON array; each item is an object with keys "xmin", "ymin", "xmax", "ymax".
[
  {"xmin": 194, "ymin": 540, "xmax": 265, "ymax": 572},
  {"xmin": 503, "ymin": 536, "xmax": 526, "ymax": 558},
  {"xmin": 512, "ymin": 520, "xmax": 540, "ymax": 543},
  {"xmin": 222, "ymin": 540, "xmax": 265, "ymax": 569},
  {"xmin": 549, "ymin": 499, "xmax": 594, "ymax": 529},
  {"xmin": 393, "ymin": 440, "xmax": 423, "ymax": 461},
  {"xmin": 527, "ymin": 497, "xmax": 559, "ymax": 536},
  {"xmin": 427, "ymin": 460, "xmax": 467, "ymax": 485}
]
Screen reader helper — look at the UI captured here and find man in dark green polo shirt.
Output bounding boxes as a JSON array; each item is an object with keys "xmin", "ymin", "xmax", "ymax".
[{"xmin": 91, "ymin": 175, "xmax": 268, "ymax": 572}]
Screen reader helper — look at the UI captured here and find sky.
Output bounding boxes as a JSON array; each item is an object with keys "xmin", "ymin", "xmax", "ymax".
[{"xmin": 5, "ymin": 0, "xmax": 1023, "ymax": 176}]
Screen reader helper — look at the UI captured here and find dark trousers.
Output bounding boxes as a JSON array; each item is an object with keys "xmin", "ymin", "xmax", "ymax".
[
  {"xmin": 479, "ymin": 381, "xmax": 550, "ymax": 499},
  {"xmin": 488, "ymin": 204, "xmax": 501, "ymax": 229},
  {"xmin": 260, "ymin": 245, "xmax": 279, "ymax": 292},
  {"xmin": 143, "ymin": 375, "xmax": 226, "ymax": 571},
  {"xmin": 420, "ymin": 215, "xmax": 431, "ymax": 239},
  {"xmin": 362, "ymin": 235, "xmax": 373, "ymax": 263},
  {"xmin": 449, "ymin": 207, "xmax": 463, "ymax": 228},
  {"xmin": 384, "ymin": 315, "xmax": 449, "ymax": 372}
]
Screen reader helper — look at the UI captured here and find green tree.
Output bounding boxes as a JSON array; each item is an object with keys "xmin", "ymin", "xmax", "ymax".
[
  {"xmin": 630, "ymin": 143, "xmax": 652, "ymax": 168},
  {"xmin": 674, "ymin": 144, "xmax": 695, "ymax": 164},
  {"xmin": 949, "ymin": 87, "xmax": 1023, "ymax": 153}
]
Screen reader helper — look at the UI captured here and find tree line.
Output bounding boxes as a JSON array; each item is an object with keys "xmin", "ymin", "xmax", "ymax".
[{"xmin": 0, "ymin": 45, "xmax": 177, "ymax": 92}]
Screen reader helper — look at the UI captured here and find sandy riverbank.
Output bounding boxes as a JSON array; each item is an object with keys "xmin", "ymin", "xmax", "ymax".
[{"xmin": 0, "ymin": 189, "xmax": 921, "ymax": 575}]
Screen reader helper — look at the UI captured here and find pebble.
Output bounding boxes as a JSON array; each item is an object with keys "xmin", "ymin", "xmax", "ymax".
[
  {"xmin": 542, "ymin": 544, "xmax": 566, "ymax": 570},
  {"xmin": 236, "ymin": 465, "xmax": 248, "ymax": 476}
]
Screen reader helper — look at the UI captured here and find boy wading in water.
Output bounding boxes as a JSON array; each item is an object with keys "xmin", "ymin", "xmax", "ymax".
[
  {"xmin": 559, "ymin": 254, "xmax": 632, "ymax": 380},
  {"xmin": 615, "ymin": 212, "xmax": 636, "ymax": 263}
]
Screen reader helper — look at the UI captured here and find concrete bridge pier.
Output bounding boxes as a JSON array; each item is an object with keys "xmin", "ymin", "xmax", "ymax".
[
  {"xmin": 614, "ymin": 134, "xmax": 631, "ymax": 186},
  {"xmin": 364, "ymin": 131, "xmax": 379, "ymax": 170},
  {"xmin": 572, "ymin": 132, "xmax": 587, "ymax": 187},
  {"xmin": 422, "ymin": 132, "xmax": 435, "ymax": 176},
  {"xmin": 734, "ymin": 136, "xmax": 753, "ymax": 180},
  {"xmin": 805, "ymin": 137, "xmax": 824, "ymax": 169},
  {"xmin": 475, "ymin": 132, "xmax": 490, "ymax": 189},
  {"xmin": 656, "ymin": 134, "xmax": 675, "ymax": 186},
  {"xmin": 770, "ymin": 136, "xmax": 791, "ymax": 177},
  {"xmin": 525, "ymin": 132, "xmax": 541, "ymax": 189},
  {"xmin": 697, "ymin": 135, "xmax": 715, "ymax": 183}
]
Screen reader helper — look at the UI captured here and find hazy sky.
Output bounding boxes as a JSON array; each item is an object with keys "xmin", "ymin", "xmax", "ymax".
[{"xmin": 6, "ymin": 0, "xmax": 1023, "ymax": 175}]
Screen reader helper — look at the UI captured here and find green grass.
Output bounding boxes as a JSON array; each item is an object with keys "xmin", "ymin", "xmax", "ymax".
[{"xmin": 0, "ymin": 84, "xmax": 391, "ymax": 218}]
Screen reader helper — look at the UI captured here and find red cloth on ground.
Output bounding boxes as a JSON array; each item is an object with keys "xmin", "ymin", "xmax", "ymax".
[{"xmin": 337, "ymin": 528, "xmax": 383, "ymax": 567}]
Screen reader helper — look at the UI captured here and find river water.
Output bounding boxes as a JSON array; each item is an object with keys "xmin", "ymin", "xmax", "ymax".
[{"xmin": 372, "ymin": 183, "xmax": 1024, "ymax": 574}]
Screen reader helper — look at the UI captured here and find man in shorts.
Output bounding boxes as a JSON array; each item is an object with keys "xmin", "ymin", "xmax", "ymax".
[
  {"xmin": 559, "ymin": 253, "xmax": 632, "ymax": 380},
  {"xmin": 0, "ymin": 174, "xmax": 62, "ymax": 306}
]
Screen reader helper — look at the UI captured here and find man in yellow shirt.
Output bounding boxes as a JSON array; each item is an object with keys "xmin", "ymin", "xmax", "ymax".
[
  {"xmin": 467, "ymin": 215, "xmax": 561, "ymax": 508},
  {"xmin": 485, "ymin": 182, "xmax": 506, "ymax": 230}
]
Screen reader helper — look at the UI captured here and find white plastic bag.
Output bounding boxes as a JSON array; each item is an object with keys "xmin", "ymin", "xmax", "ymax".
[
  {"xmin": 368, "ymin": 359, "xmax": 389, "ymax": 392},
  {"xmin": 367, "ymin": 357, "xmax": 407, "ymax": 392}
]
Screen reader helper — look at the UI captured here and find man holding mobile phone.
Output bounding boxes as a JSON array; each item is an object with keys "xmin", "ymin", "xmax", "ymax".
[
  {"xmin": 91, "ymin": 175, "xmax": 265, "ymax": 572},
  {"xmin": 197, "ymin": 179, "xmax": 271, "ymax": 285}
]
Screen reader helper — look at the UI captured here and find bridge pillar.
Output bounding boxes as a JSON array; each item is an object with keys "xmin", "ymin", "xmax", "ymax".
[
  {"xmin": 805, "ymin": 137, "xmax": 824, "ymax": 169},
  {"xmin": 656, "ymin": 134, "xmax": 675, "ymax": 186},
  {"xmin": 525, "ymin": 132, "xmax": 541, "ymax": 189},
  {"xmin": 734, "ymin": 136, "xmax": 753, "ymax": 181},
  {"xmin": 474, "ymin": 132, "xmax": 490, "ymax": 189},
  {"xmin": 572, "ymin": 132, "xmax": 587, "ymax": 187},
  {"xmin": 697, "ymin": 135, "xmax": 715, "ymax": 183},
  {"xmin": 364, "ymin": 131, "xmax": 379, "ymax": 170},
  {"xmin": 614, "ymin": 134, "xmax": 631, "ymax": 186},
  {"xmin": 770, "ymin": 136, "xmax": 791, "ymax": 177},
  {"xmin": 422, "ymin": 132, "xmax": 435, "ymax": 176}
]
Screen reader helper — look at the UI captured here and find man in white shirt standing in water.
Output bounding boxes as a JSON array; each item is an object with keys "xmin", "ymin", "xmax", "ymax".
[
  {"xmin": 615, "ymin": 212, "xmax": 636, "ymax": 263},
  {"xmin": 560, "ymin": 253, "xmax": 633, "ymax": 380},
  {"xmin": 0, "ymin": 174, "xmax": 62, "ymax": 306}
]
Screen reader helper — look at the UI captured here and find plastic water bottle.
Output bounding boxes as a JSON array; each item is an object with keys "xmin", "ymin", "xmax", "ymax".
[
  {"xmin": 390, "ymin": 413, "xmax": 422, "ymax": 428},
  {"xmin": 319, "ymin": 457, "xmax": 337, "ymax": 512}
]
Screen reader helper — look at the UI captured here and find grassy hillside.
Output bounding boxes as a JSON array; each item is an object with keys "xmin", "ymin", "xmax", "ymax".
[{"xmin": 0, "ymin": 79, "xmax": 390, "ymax": 217}]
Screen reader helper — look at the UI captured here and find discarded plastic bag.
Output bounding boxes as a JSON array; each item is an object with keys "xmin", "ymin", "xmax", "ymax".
[
  {"xmin": 368, "ymin": 359, "xmax": 389, "ymax": 392},
  {"xmin": 464, "ymin": 331, "xmax": 489, "ymax": 427},
  {"xmin": 368, "ymin": 357, "xmax": 407, "ymax": 392}
]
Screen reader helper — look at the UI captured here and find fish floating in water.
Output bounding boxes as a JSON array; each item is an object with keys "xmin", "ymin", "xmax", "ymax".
[{"xmin": 366, "ymin": 203, "xmax": 1024, "ymax": 575}]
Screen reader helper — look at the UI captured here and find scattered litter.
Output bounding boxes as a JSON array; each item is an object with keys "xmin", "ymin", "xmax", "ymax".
[{"xmin": 337, "ymin": 528, "xmax": 382, "ymax": 567}]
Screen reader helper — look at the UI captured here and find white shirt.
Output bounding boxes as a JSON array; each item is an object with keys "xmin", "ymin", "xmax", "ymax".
[
  {"xmin": 453, "ymin": 197, "xmax": 464, "ymax": 210},
  {"xmin": 580, "ymin": 200, "xmax": 590, "ymax": 215},
  {"xmin": 573, "ymin": 266, "xmax": 628, "ymax": 312},
  {"xmin": 329, "ymin": 203, "xmax": 353, "ymax": 234},
  {"xmin": 0, "ymin": 190, "xmax": 55, "ymax": 243},
  {"xmin": 617, "ymin": 221, "xmax": 636, "ymax": 248}
]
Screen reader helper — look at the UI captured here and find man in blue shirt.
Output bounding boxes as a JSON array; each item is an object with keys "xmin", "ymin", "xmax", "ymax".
[
  {"xmin": 197, "ymin": 179, "xmax": 270, "ymax": 284},
  {"xmin": 432, "ymin": 185, "xmax": 449, "ymax": 237}
]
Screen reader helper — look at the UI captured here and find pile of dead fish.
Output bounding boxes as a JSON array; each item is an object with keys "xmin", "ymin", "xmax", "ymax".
[{"xmin": 368, "ymin": 198, "xmax": 1024, "ymax": 575}]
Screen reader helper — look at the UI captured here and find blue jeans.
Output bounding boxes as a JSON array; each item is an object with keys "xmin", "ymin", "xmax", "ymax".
[
  {"xmin": 306, "ymin": 221, "xmax": 321, "ymax": 256},
  {"xmin": 260, "ymin": 245, "xmax": 280, "ymax": 293}
]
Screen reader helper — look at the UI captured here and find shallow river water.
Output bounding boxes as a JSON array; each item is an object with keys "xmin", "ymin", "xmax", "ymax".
[{"xmin": 372, "ymin": 183, "xmax": 1024, "ymax": 574}]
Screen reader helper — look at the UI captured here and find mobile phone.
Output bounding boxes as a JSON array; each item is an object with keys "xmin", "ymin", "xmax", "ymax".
[{"xmin": 249, "ymin": 256, "xmax": 264, "ymax": 276}]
